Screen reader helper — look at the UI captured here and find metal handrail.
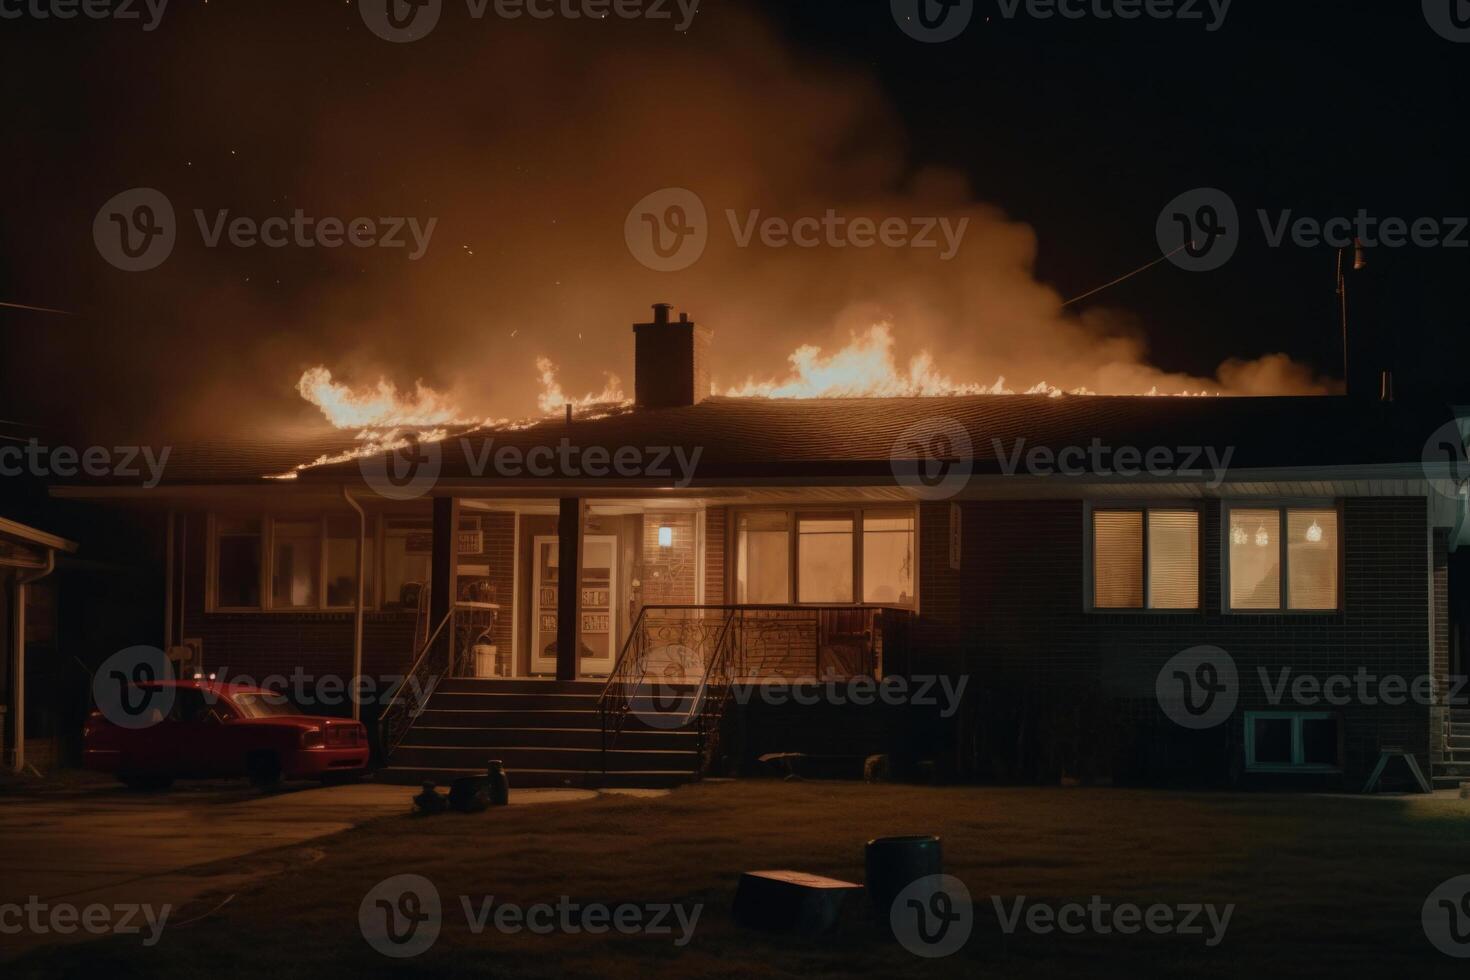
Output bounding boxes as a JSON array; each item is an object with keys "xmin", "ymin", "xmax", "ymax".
[{"xmin": 378, "ymin": 606, "xmax": 458, "ymax": 758}]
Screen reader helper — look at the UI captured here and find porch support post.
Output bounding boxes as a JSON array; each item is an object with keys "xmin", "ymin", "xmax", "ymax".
[
  {"xmin": 556, "ymin": 498, "xmax": 584, "ymax": 681},
  {"xmin": 430, "ymin": 496, "xmax": 460, "ymax": 672},
  {"xmin": 8, "ymin": 575, "xmax": 22, "ymax": 774}
]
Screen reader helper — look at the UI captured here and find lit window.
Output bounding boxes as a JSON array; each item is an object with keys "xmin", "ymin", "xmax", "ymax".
[
  {"xmin": 1091, "ymin": 508, "xmax": 1199, "ymax": 610},
  {"xmin": 1245, "ymin": 712, "xmax": 1340, "ymax": 771},
  {"xmin": 382, "ymin": 518, "xmax": 432, "ymax": 610},
  {"xmin": 736, "ymin": 512, "xmax": 790, "ymax": 604},
  {"xmin": 272, "ymin": 520, "xmax": 321, "ymax": 609},
  {"xmin": 215, "ymin": 517, "xmax": 262, "ymax": 609},
  {"xmin": 797, "ymin": 513, "xmax": 854, "ymax": 603},
  {"xmin": 1227, "ymin": 505, "xmax": 1339, "ymax": 611},
  {"xmin": 862, "ymin": 511, "xmax": 914, "ymax": 606}
]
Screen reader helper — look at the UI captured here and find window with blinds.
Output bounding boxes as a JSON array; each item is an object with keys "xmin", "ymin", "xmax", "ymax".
[
  {"xmin": 1227, "ymin": 505, "xmax": 1339, "ymax": 611},
  {"xmin": 1091, "ymin": 508, "xmax": 1199, "ymax": 610}
]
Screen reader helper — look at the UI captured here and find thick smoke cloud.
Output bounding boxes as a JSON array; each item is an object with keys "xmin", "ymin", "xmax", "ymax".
[{"xmin": 0, "ymin": 5, "xmax": 1329, "ymax": 444}]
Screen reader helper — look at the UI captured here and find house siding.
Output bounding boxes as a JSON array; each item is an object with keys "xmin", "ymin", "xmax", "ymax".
[{"xmin": 915, "ymin": 497, "xmax": 1438, "ymax": 785}]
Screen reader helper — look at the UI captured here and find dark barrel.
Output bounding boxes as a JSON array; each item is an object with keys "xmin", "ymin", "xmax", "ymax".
[{"xmin": 865, "ymin": 834, "xmax": 942, "ymax": 916}]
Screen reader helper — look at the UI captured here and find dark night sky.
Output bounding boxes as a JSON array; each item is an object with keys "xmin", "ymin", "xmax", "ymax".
[{"xmin": 1, "ymin": 0, "xmax": 1466, "ymax": 445}]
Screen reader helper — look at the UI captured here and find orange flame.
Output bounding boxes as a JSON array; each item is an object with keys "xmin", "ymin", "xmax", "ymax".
[
  {"xmin": 534, "ymin": 357, "xmax": 627, "ymax": 415},
  {"xmin": 295, "ymin": 367, "xmax": 477, "ymax": 428}
]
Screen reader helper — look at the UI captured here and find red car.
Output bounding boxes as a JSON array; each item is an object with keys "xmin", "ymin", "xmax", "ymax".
[{"xmin": 83, "ymin": 680, "xmax": 370, "ymax": 790}]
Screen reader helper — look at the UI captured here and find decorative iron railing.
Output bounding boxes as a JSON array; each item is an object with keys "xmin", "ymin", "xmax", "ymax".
[
  {"xmin": 597, "ymin": 604, "xmax": 916, "ymax": 778},
  {"xmin": 377, "ymin": 607, "xmax": 457, "ymax": 759}
]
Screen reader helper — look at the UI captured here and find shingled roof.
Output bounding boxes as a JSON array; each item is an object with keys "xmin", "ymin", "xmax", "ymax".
[
  {"xmin": 283, "ymin": 394, "xmax": 1454, "ymax": 487},
  {"xmin": 44, "ymin": 395, "xmax": 1455, "ymax": 490}
]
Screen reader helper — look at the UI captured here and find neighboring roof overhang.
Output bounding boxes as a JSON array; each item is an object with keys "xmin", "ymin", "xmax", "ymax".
[{"xmin": 0, "ymin": 516, "xmax": 78, "ymax": 569}]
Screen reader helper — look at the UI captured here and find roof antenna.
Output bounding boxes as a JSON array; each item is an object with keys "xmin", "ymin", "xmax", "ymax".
[{"xmin": 1336, "ymin": 238, "xmax": 1366, "ymax": 388}]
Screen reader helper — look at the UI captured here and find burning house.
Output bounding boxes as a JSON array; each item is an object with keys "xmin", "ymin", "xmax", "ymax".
[{"xmin": 33, "ymin": 305, "xmax": 1470, "ymax": 793}]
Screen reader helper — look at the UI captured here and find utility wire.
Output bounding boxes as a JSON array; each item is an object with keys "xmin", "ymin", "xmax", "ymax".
[
  {"xmin": 1061, "ymin": 242, "xmax": 1193, "ymax": 308},
  {"xmin": 0, "ymin": 300, "xmax": 75, "ymax": 315}
]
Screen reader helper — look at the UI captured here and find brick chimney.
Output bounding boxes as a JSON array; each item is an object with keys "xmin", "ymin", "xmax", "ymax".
[{"xmin": 632, "ymin": 304, "xmax": 711, "ymax": 409}]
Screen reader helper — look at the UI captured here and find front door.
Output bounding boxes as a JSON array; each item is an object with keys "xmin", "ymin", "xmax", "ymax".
[{"xmin": 530, "ymin": 534, "xmax": 618, "ymax": 676}]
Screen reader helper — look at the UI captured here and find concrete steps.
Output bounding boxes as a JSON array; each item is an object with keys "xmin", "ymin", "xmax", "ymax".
[
  {"xmin": 1432, "ymin": 717, "xmax": 1470, "ymax": 792},
  {"xmin": 380, "ymin": 679, "xmax": 701, "ymax": 789}
]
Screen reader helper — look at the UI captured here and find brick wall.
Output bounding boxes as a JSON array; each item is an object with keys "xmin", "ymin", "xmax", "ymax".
[{"xmin": 915, "ymin": 497, "xmax": 1438, "ymax": 785}]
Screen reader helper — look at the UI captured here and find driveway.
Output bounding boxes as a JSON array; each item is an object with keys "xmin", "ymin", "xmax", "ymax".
[{"xmin": 0, "ymin": 777, "xmax": 602, "ymax": 958}]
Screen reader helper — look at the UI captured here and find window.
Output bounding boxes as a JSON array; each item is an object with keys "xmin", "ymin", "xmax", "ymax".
[
  {"xmin": 1090, "ymin": 508, "xmax": 1199, "ymax": 610},
  {"xmin": 1226, "ymin": 505, "xmax": 1339, "ymax": 611},
  {"xmin": 325, "ymin": 517, "xmax": 372, "ymax": 608},
  {"xmin": 215, "ymin": 517, "xmax": 262, "ymax": 609},
  {"xmin": 736, "ymin": 512, "xmax": 790, "ymax": 604},
  {"xmin": 798, "ymin": 513, "xmax": 854, "ymax": 603},
  {"xmin": 734, "ymin": 507, "xmax": 916, "ymax": 606},
  {"xmin": 272, "ymin": 521, "xmax": 321, "ymax": 609},
  {"xmin": 211, "ymin": 514, "xmax": 379, "ymax": 612},
  {"xmin": 1245, "ymin": 712, "xmax": 1340, "ymax": 771},
  {"xmin": 862, "ymin": 511, "xmax": 915, "ymax": 605},
  {"xmin": 382, "ymin": 518, "xmax": 432, "ymax": 610}
]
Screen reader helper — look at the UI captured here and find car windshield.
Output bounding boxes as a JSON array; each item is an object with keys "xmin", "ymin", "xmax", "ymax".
[{"xmin": 229, "ymin": 691, "xmax": 300, "ymax": 719}]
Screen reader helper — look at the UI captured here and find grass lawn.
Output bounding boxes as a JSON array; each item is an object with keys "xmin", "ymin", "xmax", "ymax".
[{"xmin": 10, "ymin": 781, "xmax": 1470, "ymax": 978}]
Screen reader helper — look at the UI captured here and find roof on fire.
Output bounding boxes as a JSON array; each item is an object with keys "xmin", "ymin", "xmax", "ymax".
[{"xmin": 46, "ymin": 394, "xmax": 1457, "ymax": 489}]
